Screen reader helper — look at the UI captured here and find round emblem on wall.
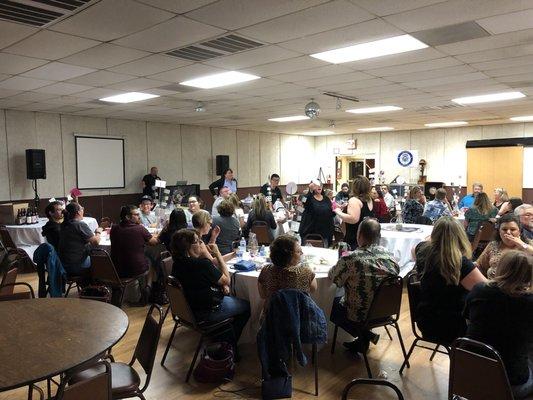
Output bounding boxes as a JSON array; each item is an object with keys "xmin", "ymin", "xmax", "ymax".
[{"xmin": 397, "ymin": 150, "xmax": 414, "ymax": 167}]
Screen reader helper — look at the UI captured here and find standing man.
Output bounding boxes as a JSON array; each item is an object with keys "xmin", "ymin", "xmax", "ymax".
[
  {"xmin": 515, "ymin": 204, "xmax": 533, "ymax": 240},
  {"xmin": 141, "ymin": 166, "xmax": 160, "ymax": 198},
  {"xmin": 260, "ymin": 174, "xmax": 283, "ymax": 206},
  {"xmin": 458, "ymin": 182, "xmax": 483, "ymax": 210}
]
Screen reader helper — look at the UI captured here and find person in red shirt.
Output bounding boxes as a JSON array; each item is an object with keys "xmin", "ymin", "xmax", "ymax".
[{"xmin": 371, "ymin": 186, "xmax": 390, "ymax": 222}]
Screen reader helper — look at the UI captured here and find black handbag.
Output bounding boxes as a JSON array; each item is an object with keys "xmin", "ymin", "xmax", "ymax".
[{"xmin": 261, "ymin": 374, "xmax": 292, "ymax": 399}]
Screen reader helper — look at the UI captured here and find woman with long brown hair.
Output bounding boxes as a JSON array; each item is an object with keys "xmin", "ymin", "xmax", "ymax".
[
  {"xmin": 464, "ymin": 192, "xmax": 497, "ymax": 241},
  {"xmin": 334, "ymin": 175, "xmax": 374, "ymax": 249},
  {"xmin": 464, "ymin": 251, "xmax": 532, "ymax": 398},
  {"xmin": 415, "ymin": 216, "xmax": 486, "ymax": 344}
]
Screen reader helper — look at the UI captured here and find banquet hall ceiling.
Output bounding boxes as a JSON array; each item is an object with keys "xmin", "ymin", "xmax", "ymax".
[{"xmin": 1, "ymin": 0, "xmax": 533, "ymax": 135}]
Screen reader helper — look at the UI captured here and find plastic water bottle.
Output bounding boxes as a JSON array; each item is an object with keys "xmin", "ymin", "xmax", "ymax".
[
  {"xmin": 249, "ymin": 233, "xmax": 259, "ymax": 257},
  {"xmin": 259, "ymin": 245, "xmax": 266, "ymax": 257},
  {"xmin": 238, "ymin": 237, "xmax": 246, "ymax": 256}
]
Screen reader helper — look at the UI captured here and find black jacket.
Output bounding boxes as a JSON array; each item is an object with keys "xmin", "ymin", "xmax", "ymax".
[{"xmin": 208, "ymin": 177, "xmax": 237, "ymax": 196}]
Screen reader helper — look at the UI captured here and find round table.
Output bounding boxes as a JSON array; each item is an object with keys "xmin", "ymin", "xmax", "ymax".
[
  {"xmin": 5, "ymin": 217, "xmax": 99, "ymax": 247},
  {"xmin": 380, "ymin": 223, "xmax": 433, "ymax": 270},
  {"xmin": 227, "ymin": 246, "xmax": 339, "ymax": 343},
  {"xmin": 0, "ymin": 298, "xmax": 129, "ymax": 392}
]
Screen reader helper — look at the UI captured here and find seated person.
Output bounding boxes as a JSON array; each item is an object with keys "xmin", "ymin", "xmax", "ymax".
[
  {"xmin": 212, "ymin": 200, "xmax": 240, "ymax": 255},
  {"xmin": 139, "ymin": 195, "xmax": 157, "ymax": 227},
  {"xmin": 458, "ymin": 182, "xmax": 483, "ymax": 209},
  {"xmin": 170, "ymin": 229, "xmax": 250, "ymax": 348},
  {"xmin": 260, "ymin": 173, "xmax": 283, "ymax": 205},
  {"xmin": 475, "ymin": 214, "xmax": 533, "ymax": 279},
  {"xmin": 184, "ymin": 195, "xmax": 202, "ymax": 227},
  {"xmin": 42, "ymin": 200, "xmax": 64, "ymax": 250},
  {"xmin": 110, "ymin": 205, "xmax": 159, "ymax": 304},
  {"xmin": 228, "ymin": 193, "xmax": 245, "ymax": 228},
  {"xmin": 380, "ymin": 185, "xmax": 395, "ymax": 211},
  {"xmin": 58, "ymin": 203, "xmax": 102, "ymax": 276},
  {"xmin": 335, "ymin": 182, "xmax": 350, "ymax": 203},
  {"xmin": 493, "ymin": 187, "xmax": 509, "ymax": 210},
  {"xmin": 415, "ymin": 217, "xmax": 486, "ymax": 344},
  {"xmin": 159, "ymin": 208, "xmax": 188, "ymax": 251},
  {"xmin": 244, "ymin": 194, "xmax": 277, "ymax": 240},
  {"xmin": 423, "ymin": 188, "xmax": 452, "ymax": 223},
  {"xmin": 515, "ymin": 204, "xmax": 533, "ymax": 241},
  {"xmin": 464, "ymin": 251, "xmax": 533, "ymax": 399},
  {"xmin": 212, "ymin": 186, "xmax": 231, "ymax": 217},
  {"xmin": 328, "ymin": 218, "xmax": 399, "ymax": 353},
  {"xmin": 258, "ymin": 235, "xmax": 317, "ymax": 304},
  {"xmin": 402, "ymin": 186, "xmax": 425, "ymax": 224},
  {"xmin": 464, "ymin": 192, "xmax": 497, "ymax": 241},
  {"xmin": 371, "ymin": 186, "xmax": 389, "ymax": 222},
  {"xmin": 498, "ymin": 197, "xmax": 524, "ymax": 217},
  {"xmin": 192, "ymin": 209, "xmax": 220, "ymax": 245}
]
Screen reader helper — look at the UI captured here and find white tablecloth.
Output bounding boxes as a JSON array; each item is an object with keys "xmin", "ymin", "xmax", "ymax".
[
  {"xmin": 5, "ymin": 217, "xmax": 99, "ymax": 247},
  {"xmin": 228, "ymin": 246, "xmax": 339, "ymax": 343},
  {"xmin": 380, "ymin": 223, "xmax": 433, "ymax": 274}
]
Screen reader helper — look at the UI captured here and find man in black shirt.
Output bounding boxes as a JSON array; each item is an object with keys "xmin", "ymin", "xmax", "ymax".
[
  {"xmin": 260, "ymin": 173, "xmax": 283, "ymax": 207},
  {"xmin": 141, "ymin": 166, "xmax": 160, "ymax": 198}
]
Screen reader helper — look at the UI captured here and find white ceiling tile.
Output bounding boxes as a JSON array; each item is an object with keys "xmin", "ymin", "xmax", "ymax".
[
  {"xmin": 0, "ymin": 99, "xmax": 32, "ymax": 108},
  {"xmin": 385, "ymin": 65, "xmax": 476, "ymax": 83},
  {"xmin": 106, "ymin": 78, "xmax": 168, "ymax": 91},
  {"xmin": 0, "ymin": 88, "xmax": 22, "ymax": 98},
  {"xmin": 113, "ymin": 16, "xmax": 225, "ymax": 52},
  {"xmin": 33, "ymin": 82, "xmax": 94, "ymax": 95},
  {"xmin": 299, "ymin": 71, "xmax": 373, "ymax": 88},
  {"xmin": 495, "ymin": 72, "xmax": 533, "ymax": 84},
  {"xmin": 350, "ymin": 0, "xmax": 447, "ymax": 16},
  {"xmin": 60, "ymin": 44, "xmax": 150, "ymax": 69},
  {"xmin": 186, "ymin": 0, "xmax": 329, "ymax": 30},
  {"xmin": 477, "ymin": 8, "xmax": 533, "ymax": 35},
  {"xmin": 73, "ymin": 88, "xmax": 127, "ymax": 99},
  {"xmin": 148, "ymin": 64, "xmax": 227, "ymax": 82},
  {"xmin": 4, "ymin": 31, "xmax": 100, "ymax": 60},
  {"xmin": 367, "ymin": 56, "xmax": 462, "ymax": 76},
  {"xmin": 0, "ymin": 53, "xmax": 48, "ymax": 74},
  {"xmin": 7, "ymin": 92, "xmax": 58, "ymax": 102},
  {"xmin": 136, "ymin": 0, "xmax": 218, "ymax": 13},
  {"xmin": 0, "ymin": 20, "xmax": 39, "ymax": 50},
  {"xmin": 50, "ymin": 0, "xmax": 174, "ymax": 41},
  {"xmin": 0, "ymin": 76, "xmax": 55, "ymax": 90},
  {"xmin": 348, "ymin": 47, "xmax": 446, "ymax": 70},
  {"xmin": 455, "ymin": 44, "xmax": 533, "ymax": 63},
  {"xmin": 279, "ymin": 18, "xmax": 402, "ymax": 54},
  {"xmin": 384, "ymin": 0, "xmax": 531, "ymax": 32},
  {"xmin": 109, "ymin": 54, "xmax": 191, "ymax": 76},
  {"xmin": 318, "ymin": 77, "xmax": 392, "ymax": 92},
  {"xmin": 471, "ymin": 54, "xmax": 533, "ymax": 71},
  {"xmin": 66, "ymin": 71, "xmax": 136, "ymax": 86},
  {"xmin": 484, "ymin": 64, "xmax": 533, "ymax": 78},
  {"xmin": 0, "ymin": 74, "xmax": 9, "ymax": 82},
  {"xmin": 244, "ymin": 56, "xmax": 327, "ymax": 76},
  {"xmin": 21, "ymin": 62, "xmax": 96, "ymax": 81},
  {"xmin": 268, "ymin": 64, "xmax": 354, "ymax": 83},
  {"xmin": 203, "ymin": 46, "xmax": 301, "ymax": 69},
  {"xmin": 237, "ymin": 1, "xmax": 373, "ymax": 43}
]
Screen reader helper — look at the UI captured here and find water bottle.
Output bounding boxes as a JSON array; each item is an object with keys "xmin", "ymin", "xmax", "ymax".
[
  {"xmin": 238, "ymin": 237, "xmax": 246, "ymax": 257},
  {"xmin": 249, "ymin": 233, "xmax": 258, "ymax": 257},
  {"xmin": 259, "ymin": 245, "xmax": 266, "ymax": 257}
]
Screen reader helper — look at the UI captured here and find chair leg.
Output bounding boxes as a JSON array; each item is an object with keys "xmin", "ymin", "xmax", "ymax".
[
  {"xmin": 384, "ymin": 325, "xmax": 393, "ymax": 340},
  {"xmin": 362, "ymin": 351, "xmax": 372, "ymax": 378},
  {"xmin": 313, "ymin": 344, "xmax": 318, "ymax": 396},
  {"xmin": 162, "ymin": 304, "xmax": 170, "ymax": 323},
  {"xmin": 186, "ymin": 335, "xmax": 204, "ymax": 383},
  {"xmin": 393, "ymin": 322, "xmax": 410, "ymax": 369},
  {"xmin": 399, "ymin": 338, "xmax": 419, "ymax": 374},
  {"xmin": 47, "ymin": 378, "xmax": 51, "ymax": 399},
  {"xmin": 160, "ymin": 322, "xmax": 179, "ymax": 366},
  {"xmin": 429, "ymin": 344, "xmax": 439, "ymax": 361},
  {"xmin": 64, "ymin": 282, "xmax": 73, "ymax": 297},
  {"xmin": 330, "ymin": 325, "xmax": 338, "ymax": 354}
]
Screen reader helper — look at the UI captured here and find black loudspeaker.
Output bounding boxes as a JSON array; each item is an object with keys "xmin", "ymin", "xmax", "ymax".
[
  {"xmin": 216, "ymin": 155, "xmax": 229, "ymax": 176},
  {"xmin": 26, "ymin": 149, "xmax": 46, "ymax": 179},
  {"xmin": 424, "ymin": 181, "xmax": 445, "ymax": 199},
  {"xmin": 348, "ymin": 161, "xmax": 364, "ymax": 180}
]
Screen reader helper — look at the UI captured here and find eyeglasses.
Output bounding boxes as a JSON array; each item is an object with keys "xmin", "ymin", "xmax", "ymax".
[{"xmin": 189, "ymin": 200, "xmax": 198, "ymax": 204}]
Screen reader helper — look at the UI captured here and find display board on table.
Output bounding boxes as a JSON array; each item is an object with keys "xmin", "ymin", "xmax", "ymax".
[{"xmin": 75, "ymin": 135, "xmax": 125, "ymax": 190}]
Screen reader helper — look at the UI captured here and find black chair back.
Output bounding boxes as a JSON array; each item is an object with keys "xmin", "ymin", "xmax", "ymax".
[
  {"xmin": 132, "ymin": 304, "xmax": 164, "ymax": 382},
  {"xmin": 366, "ymin": 275, "xmax": 403, "ymax": 323},
  {"xmin": 89, "ymin": 249, "xmax": 122, "ymax": 286},
  {"xmin": 342, "ymin": 378, "xmax": 404, "ymax": 400},
  {"xmin": 166, "ymin": 276, "xmax": 198, "ymax": 328},
  {"xmin": 58, "ymin": 361, "xmax": 112, "ymax": 400}
]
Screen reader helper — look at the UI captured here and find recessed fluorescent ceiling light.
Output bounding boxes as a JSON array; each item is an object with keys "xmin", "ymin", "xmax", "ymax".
[
  {"xmin": 452, "ymin": 91, "xmax": 525, "ymax": 105},
  {"xmin": 425, "ymin": 121, "xmax": 468, "ymax": 127},
  {"xmin": 268, "ymin": 115, "xmax": 310, "ymax": 122},
  {"xmin": 346, "ymin": 105, "xmax": 402, "ymax": 114},
  {"xmin": 358, "ymin": 127, "xmax": 394, "ymax": 132},
  {"xmin": 299, "ymin": 130, "xmax": 334, "ymax": 136},
  {"xmin": 510, "ymin": 115, "xmax": 533, "ymax": 122},
  {"xmin": 180, "ymin": 71, "xmax": 260, "ymax": 89},
  {"xmin": 99, "ymin": 92, "xmax": 159, "ymax": 103},
  {"xmin": 310, "ymin": 34, "xmax": 428, "ymax": 64}
]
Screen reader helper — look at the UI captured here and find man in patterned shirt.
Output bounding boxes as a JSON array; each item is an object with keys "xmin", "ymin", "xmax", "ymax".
[
  {"xmin": 422, "ymin": 188, "xmax": 452, "ymax": 222},
  {"xmin": 328, "ymin": 218, "xmax": 399, "ymax": 353}
]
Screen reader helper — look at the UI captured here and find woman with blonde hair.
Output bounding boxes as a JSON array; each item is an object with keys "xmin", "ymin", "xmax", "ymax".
[
  {"xmin": 493, "ymin": 188, "xmax": 509, "ymax": 210},
  {"xmin": 464, "ymin": 192, "xmax": 498, "ymax": 241},
  {"xmin": 334, "ymin": 175, "xmax": 374, "ymax": 249},
  {"xmin": 415, "ymin": 216, "xmax": 486, "ymax": 343},
  {"xmin": 402, "ymin": 186, "xmax": 425, "ymax": 224},
  {"xmin": 464, "ymin": 251, "xmax": 532, "ymax": 398},
  {"xmin": 244, "ymin": 194, "xmax": 277, "ymax": 240},
  {"xmin": 228, "ymin": 193, "xmax": 245, "ymax": 228}
]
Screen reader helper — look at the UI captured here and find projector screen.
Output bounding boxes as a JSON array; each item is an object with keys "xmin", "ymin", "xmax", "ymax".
[{"xmin": 75, "ymin": 135, "xmax": 125, "ymax": 189}]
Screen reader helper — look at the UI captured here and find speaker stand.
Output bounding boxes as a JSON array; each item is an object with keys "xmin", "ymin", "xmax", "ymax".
[{"xmin": 31, "ymin": 179, "xmax": 40, "ymax": 212}]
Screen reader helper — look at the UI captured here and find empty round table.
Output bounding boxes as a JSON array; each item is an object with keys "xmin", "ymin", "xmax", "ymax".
[{"xmin": 0, "ymin": 298, "xmax": 129, "ymax": 393}]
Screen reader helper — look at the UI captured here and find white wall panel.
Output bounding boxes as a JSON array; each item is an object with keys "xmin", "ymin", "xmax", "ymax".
[
  {"xmin": 409, "ymin": 129, "xmax": 445, "ymax": 182},
  {"xmin": 60, "ymin": 114, "xmax": 108, "ymax": 196},
  {"xmin": 280, "ymin": 134, "xmax": 300, "ymax": 185},
  {"xmin": 147, "ymin": 122, "xmax": 182, "ymax": 184},
  {"xmin": 211, "ymin": 127, "xmax": 237, "ymax": 182},
  {"xmin": 236, "ymin": 130, "xmax": 260, "ymax": 188},
  {"xmin": 0, "ymin": 110, "xmax": 10, "ymax": 201},
  {"xmin": 181, "ymin": 125, "xmax": 212, "ymax": 189},
  {"xmin": 379, "ymin": 130, "xmax": 411, "ymax": 184},
  {"xmin": 107, "ymin": 119, "xmax": 147, "ymax": 195},
  {"xmin": 297, "ymin": 136, "xmax": 316, "ymax": 184},
  {"xmin": 259, "ymin": 132, "xmax": 280, "ymax": 184},
  {"xmin": 35, "ymin": 112, "xmax": 64, "ymax": 198},
  {"xmin": 443, "ymin": 125, "xmax": 482, "ymax": 186},
  {"xmin": 482, "ymin": 123, "xmax": 524, "ymax": 139}
]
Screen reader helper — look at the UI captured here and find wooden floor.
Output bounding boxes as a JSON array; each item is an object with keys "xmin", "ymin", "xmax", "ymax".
[{"xmin": 1, "ymin": 273, "xmax": 451, "ymax": 399}]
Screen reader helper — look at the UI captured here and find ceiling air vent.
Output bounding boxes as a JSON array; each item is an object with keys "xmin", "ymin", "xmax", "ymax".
[
  {"xmin": 0, "ymin": 0, "xmax": 91, "ymax": 26},
  {"xmin": 166, "ymin": 34, "xmax": 264, "ymax": 62},
  {"xmin": 414, "ymin": 104, "xmax": 462, "ymax": 112}
]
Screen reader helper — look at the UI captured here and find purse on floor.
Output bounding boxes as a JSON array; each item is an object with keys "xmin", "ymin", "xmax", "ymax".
[
  {"xmin": 261, "ymin": 361, "xmax": 292, "ymax": 400},
  {"xmin": 193, "ymin": 342, "xmax": 235, "ymax": 383}
]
